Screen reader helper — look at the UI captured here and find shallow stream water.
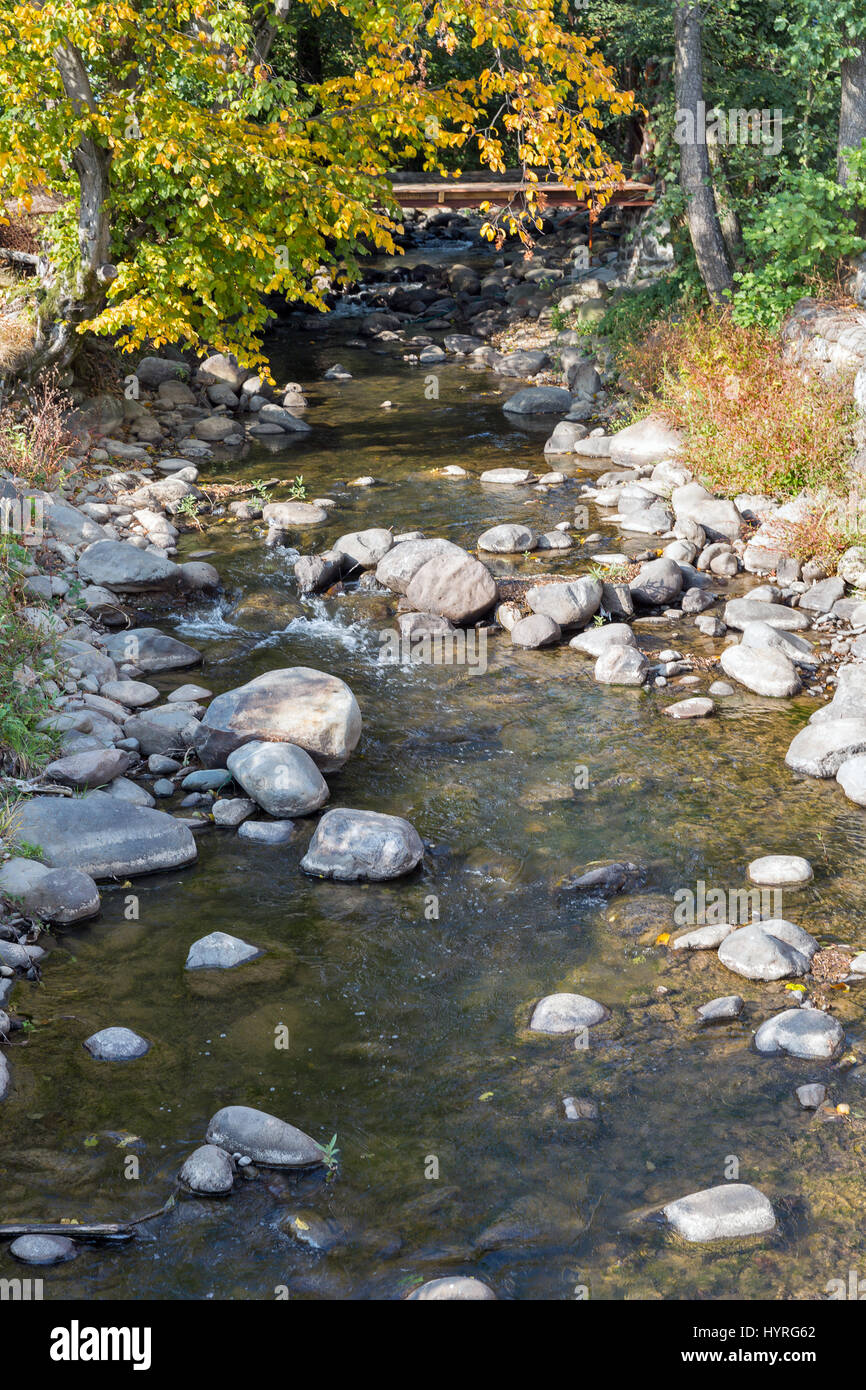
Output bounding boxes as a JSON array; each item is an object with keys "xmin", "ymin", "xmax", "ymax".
[{"xmin": 4, "ymin": 275, "xmax": 866, "ymax": 1300}]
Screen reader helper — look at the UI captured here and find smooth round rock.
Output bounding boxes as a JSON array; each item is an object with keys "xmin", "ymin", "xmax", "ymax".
[
  {"xmin": 477, "ymin": 523, "xmax": 536, "ymax": 554},
  {"xmin": 10, "ymin": 1235, "xmax": 77, "ymax": 1265},
  {"xmin": 663, "ymin": 1184, "xmax": 776, "ymax": 1242},
  {"xmin": 83, "ymin": 1027, "xmax": 150, "ymax": 1060},
  {"xmin": 718, "ymin": 923, "xmax": 813, "ymax": 981},
  {"xmin": 663, "ymin": 697, "xmax": 713, "ymax": 719},
  {"xmin": 510, "ymin": 614, "xmax": 561, "ymax": 648},
  {"xmin": 237, "ymin": 820, "xmax": 298, "ymax": 844},
  {"xmin": 179, "ymin": 1144, "xmax": 235, "ymax": 1195},
  {"xmin": 754, "ymin": 1008, "xmax": 844, "ymax": 1059},
  {"xmin": 529, "ymin": 993, "xmax": 608, "ymax": 1033},
  {"xmin": 205, "ymin": 1105, "xmax": 323, "ymax": 1168},
  {"xmin": 697, "ymin": 995, "xmax": 744, "ymax": 1022},
  {"xmin": 301, "ymin": 807, "xmax": 423, "ymax": 881},
  {"xmin": 747, "ymin": 855, "xmax": 812, "ymax": 887},
  {"xmin": 185, "ymin": 931, "xmax": 262, "ymax": 970}
]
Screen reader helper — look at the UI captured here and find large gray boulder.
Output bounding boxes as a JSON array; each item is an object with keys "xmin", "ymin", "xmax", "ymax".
[
  {"xmin": 609, "ymin": 413, "xmax": 683, "ymax": 467},
  {"xmin": 526, "ymin": 576, "xmax": 602, "ymax": 628},
  {"xmin": 740, "ymin": 621, "xmax": 817, "ymax": 669},
  {"xmin": 123, "ymin": 705, "xmax": 200, "ymax": 757},
  {"xmin": 785, "ymin": 719, "xmax": 866, "ymax": 777},
  {"xmin": 301, "ymin": 807, "xmax": 423, "ymax": 881},
  {"xmin": 477, "ymin": 523, "xmax": 536, "ymax": 554},
  {"xmin": 720, "ymin": 643, "xmax": 801, "ymax": 698},
  {"xmin": 724, "ymin": 598, "xmax": 809, "ymax": 632},
  {"xmin": 44, "ymin": 747, "xmax": 131, "ymax": 789},
  {"xmin": 594, "ymin": 645, "xmax": 649, "ymax": 685},
  {"xmin": 375, "ymin": 538, "xmax": 466, "ymax": 595},
  {"xmin": 12, "ymin": 792, "xmax": 196, "ymax": 879},
  {"xmin": 405, "ymin": 551, "xmax": 497, "ymax": 624},
  {"xmin": 717, "ymin": 923, "xmax": 813, "ymax": 981},
  {"xmin": 663, "ymin": 1185, "xmax": 775, "ymax": 1242},
  {"xmin": 78, "ymin": 541, "xmax": 180, "ymax": 592},
  {"xmin": 205, "ymin": 1105, "xmax": 323, "ymax": 1168},
  {"xmin": 502, "ymin": 386, "xmax": 572, "ymax": 415},
  {"xmin": 102, "ymin": 628, "xmax": 201, "ymax": 673},
  {"xmin": 58, "ymin": 638, "xmax": 117, "ymax": 685},
  {"xmin": 45, "ymin": 503, "xmax": 106, "ymax": 547},
  {"xmin": 754, "ymin": 1008, "xmax": 844, "ymax": 1059},
  {"xmin": 629, "ymin": 558, "xmax": 683, "ymax": 606},
  {"xmin": 333, "ymin": 528, "xmax": 393, "ymax": 570},
  {"xmin": 0, "ymin": 858, "xmax": 100, "ymax": 925},
  {"xmin": 809, "ymin": 663, "xmax": 866, "ymax": 724},
  {"xmin": 194, "ymin": 668, "xmax": 361, "ymax": 771},
  {"xmin": 226, "ymin": 740, "xmax": 329, "ymax": 817}
]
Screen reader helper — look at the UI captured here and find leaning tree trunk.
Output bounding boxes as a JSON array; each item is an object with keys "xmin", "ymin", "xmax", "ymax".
[
  {"xmin": 673, "ymin": 1, "xmax": 734, "ymax": 304},
  {"xmin": 838, "ymin": 37, "xmax": 866, "ymax": 237},
  {"xmin": 27, "ymin": 43, "xmax": 114, "ymax": 379}
]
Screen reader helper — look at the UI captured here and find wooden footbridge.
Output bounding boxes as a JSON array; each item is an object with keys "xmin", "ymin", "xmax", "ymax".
[{"xmin": 389, "ymin": 173, "xmax": 655, "ymax": 211}]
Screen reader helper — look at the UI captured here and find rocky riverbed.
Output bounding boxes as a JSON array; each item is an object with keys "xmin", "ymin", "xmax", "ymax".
[{"xmin": 2, "ymin": 206, "xmax": 866, "ymax": 1299}]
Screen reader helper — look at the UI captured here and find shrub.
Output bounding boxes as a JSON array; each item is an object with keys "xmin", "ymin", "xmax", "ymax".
[
  {"xmin": 626, "ymin": 310, "xmax": 856, "ymax": 498},
  {"xmin": 0, "ymin": 372, "xmax": 73, "ymax": 488}
]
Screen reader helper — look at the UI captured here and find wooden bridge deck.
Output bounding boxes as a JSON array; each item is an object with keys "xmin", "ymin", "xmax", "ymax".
[{"xmin": 390, "ymin": 177, "xmax": 654, "ymax": 210}]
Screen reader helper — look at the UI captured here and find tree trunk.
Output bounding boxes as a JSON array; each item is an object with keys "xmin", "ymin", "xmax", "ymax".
[
  {"xmin": 838, "ymin": 39, "xmax": 866, "ymax": 185},
  {"xmin": 673, "ymin": 2, "xmax": 734, "ymax": 304},
  {"xmin": 27, "ymin": 43, "xmax": 113, "ymax": 378}
]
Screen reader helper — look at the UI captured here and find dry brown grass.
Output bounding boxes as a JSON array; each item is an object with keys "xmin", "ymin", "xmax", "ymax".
[{"xmin": 0, "ymin": 314, "xmax": 37, "ymax": 375}]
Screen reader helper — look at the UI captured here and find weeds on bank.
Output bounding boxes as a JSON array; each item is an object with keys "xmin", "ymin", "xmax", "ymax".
[
  {"xmin": 0, "ymin": 373, "xmax": 73, "ymax": 488},
  {"xmin": 625, "ymin": 311, "xmax": 857, "ymax": 499},
  {"xmin": 0, "ymin": 534, "xmax": 61, "ymax": 777}
]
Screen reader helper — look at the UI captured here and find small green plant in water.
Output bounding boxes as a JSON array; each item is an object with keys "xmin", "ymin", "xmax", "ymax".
[
  {"xmin": 318, "ymin": 1133, "xmax": 340, "ymax": 1175},
  {"xmin": 176, "ymin": 495, "xmax": 204, "ymax": 529},
  {"xmin": 250, "ymin": 478, "xmax": 272, "ymax": 503},
  {"xmin": 288, "ymin": 475, "xmax": 307, "ymax": 500}
]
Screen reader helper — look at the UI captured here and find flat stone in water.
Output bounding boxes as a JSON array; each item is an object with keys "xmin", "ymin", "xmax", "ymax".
[
  {"xmin": 663, "ymin": 697, "xmax": 713, "ymax": 719},
  {"xmin": 697, "ymin": 995, "xmax": 744, "ymax": 1022},
  {"xmin": 747, "ymin": 855, "xmax": 812, "ymax": 887},
  {"xmin": 836, "ymin": 754, "xmax": 866, "ymax": 806},
  {"xmin": 407, "ymin": 1276, "xmax": 496, "ymax": 1300},
  {"xmin": 663, "ymin": 1184, "xmax": 776, "ymax": 1242},
  {"xmin": 205, "ymin": 1105, "xmax": 323, "ymax": 1168},
  {"xmin": 84, "ymin": 1026, "xmax": 150, "ymax": 1060},
  {"xmin": 185, "ymin": 931, "xmax": 262, "ymax": 970},
  {"xmin": 179, "ymin": 1144, "xmax": 235, "ymax": 1195},
  {"xmin": 10, "ymin": 1235, "xmax": 77, "ymax": 1265},
  {"xmin": 754, "ymin": 1007, "xmax": 844, "ymax": 1059},
  {"xmin": 529, "ymin": 992, "xmax": 608, "ymax": 1033}
]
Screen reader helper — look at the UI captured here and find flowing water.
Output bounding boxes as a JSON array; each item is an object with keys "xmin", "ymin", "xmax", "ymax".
[{"xmin": 4, "ymin": 281, "xmax": 866, "ymax": 1300}]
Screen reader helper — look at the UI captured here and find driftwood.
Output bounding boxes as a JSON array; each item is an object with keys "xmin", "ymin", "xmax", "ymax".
[{"xmin": 0, "ymin": 1194, "xmax": 176, "ymax": 1244}]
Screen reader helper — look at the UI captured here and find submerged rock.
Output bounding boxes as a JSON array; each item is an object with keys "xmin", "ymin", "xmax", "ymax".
[
  {"xmin": 663, "ymin": 1184, "xmax": 775, "ymax": 1242},
  {"xmin": 697, "ymin": 995, "xmax": 744, "ymax": 1022},
  {"xmin": 529, "ymin": 993, "xmax": 608, "ymax": 1033},
  {"xmin": 84, "ymin": 1026, "xmax": 150, "ymax": 1060},
  {"xmin": 301, "ymin": 807, "xmax": 423, "ymax": 881},
  {"xmin": 185, "ymin": 932, "xmax": 262, "ymax": 969}
]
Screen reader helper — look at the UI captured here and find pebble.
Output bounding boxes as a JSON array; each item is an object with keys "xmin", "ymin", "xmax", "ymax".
[
  {"xmin": 796, "ymin": 1083, "xmax": 826, "ymax": 1109},
  {"xmin": 10, "ymin": 1235, "xmax": 77, "ymax": 1265},
  {"xmin": 663, "ymin": 1184, "xmax": 776, "ymax": 1242},
  {"xmin": 663, "ymin": 697, "xmax": 713, "ymax": 719},
  {"xmin": 697, "ymin": 995, "xmax": 744, "ymax": 1022},
  {"xmin": 529, "ymin": 993, "xmax": 608, "ymax": 1033}
]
